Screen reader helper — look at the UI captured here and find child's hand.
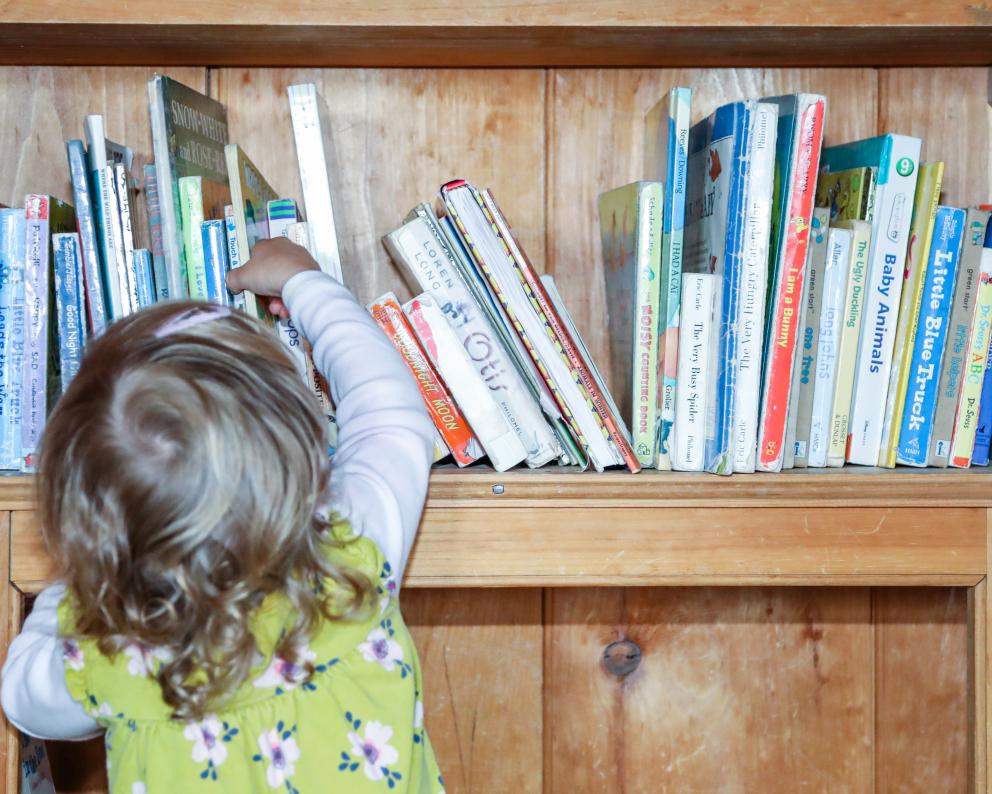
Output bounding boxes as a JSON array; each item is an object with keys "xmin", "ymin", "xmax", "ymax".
[{"xmin": 227, "ymin": 237, "xmax": 320, "ymax": 318}]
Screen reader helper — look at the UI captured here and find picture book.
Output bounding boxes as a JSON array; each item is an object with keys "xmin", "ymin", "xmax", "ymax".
[
  {"xmin": 973, "ymin": 334, "xmax": 992, "ymax": 465},
  {"xmin": 65, "ymin": 140, "xmax": 106, "ymax": 336},
  {"xmin": 201, "ymin": 219, "xmax": 230, "ymax": 305},
  {"xmin": 51, "ymin": 233, "xmax": 85, "ymax": 393},
  {"xmin": 896, "ymin": 207, "xmax": 964, "ymax": 466},
  {"xmin": 599, "ymin": 181, "xmax": 663, "ymax": 467},
  {"xmin": 821, "ymin": 133, "xmax": 922, "ymax": 465},
  {"xmin": 755, "ymin": 93, "xmax": 826, "ymax": 472},
  {"xmin": 879, "ymin": 161, "xmax": 944, "ymax": 467},
  {"xmin": 132, "ymin": 248, "xmax": 155, "ymax": 309},
  {"xmin": 929, "ymin": 209, "xmax": 990, "ymax": 466},
  {"xmin": 0, "ymin": 208, "xmax": 26, "ymax": 469},
  {"xmin": 143, "ymin": 163, "xmax": 170, "ymax": 302},
  {"xmin": 673, "ymin": 272, "xmax": 717, "ymax": 471},
  {"xmin": 644, "ymin": 86, "xmax": 691, "ymax": 470},
  {"xmin": 815, "ymin": 166, "xmax": 876, "ymax": 223},
  {"xmin": 114, "ymin": 162, "xmax": 139, "ymax": 314},
  {"xmin": 148, "ymin": 74, "xmax": 230, "ymax": 300},
  {"xmin": 179, "ymin": 176, "xmax": 231, "ymax": 300},
  {"xmin": 223, "ymin": 205, "xmax": 245, "ymax": 312}
]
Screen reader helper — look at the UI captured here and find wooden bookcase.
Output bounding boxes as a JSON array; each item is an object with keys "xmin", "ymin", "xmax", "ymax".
[{"xmin": 2, "ymin": 5, "xmax": 992, "ymax": 791}]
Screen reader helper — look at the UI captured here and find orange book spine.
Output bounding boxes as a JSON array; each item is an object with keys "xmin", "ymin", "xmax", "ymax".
[{"xmin": 368, "ymin": 293, "xmax": 480, "ymax": 466}]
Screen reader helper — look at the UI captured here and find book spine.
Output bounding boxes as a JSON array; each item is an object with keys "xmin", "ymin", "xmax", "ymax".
[
  {"xmin": 631, "ymin": 183, "xmax": 662, "ymax": 466},
  {"xmin": 950, "ymin": 233, "xmax": 992, "ymax": 467},
  {"xmin": 114, "ymin": 163, "xmax": 139, "ymax": 315},
  {"xmin": 0, "ymin": 210, "xmax": 26, "ymax": 469},
  {"xmin": 792, "ymin": 209, "xmax": 830, "ymax": 466},
  {"xmin": 733, "ymin": 103, "xmax": 777, "ymax": 472},
  {"xmin": 808, "ymin": 228, "xmax": 853, "ymax": 467},
  {"xmin": 846, "ymin": 135, "xmax": 922, "ymax": 464},
  {"xmin": 201, "ymin": 220, "xmax": 229, "ymax": 305},
  {"xmin": 827, "ymin": 220, "xmax": 871, "ymax": 466},
  {"xmin": 784, "ymin": 240, "xmax": 814, "ymax": 469},
  {"xmin": 132, "ymin": 249, "xmax": 155, "ymax": 309},
  {"xmin": 105, "ymin": 165, "xmax": 132, "ymax": 318},
  {"xmin": 973, "ymin": 333, "xmax": 992, "ymax": 465},
  {"xmin": 896, "ymin": 207, "xmax": 964, "ymax": 466},
  {"xmin": 287, "ymin": 84, "xmax": 344, "ymax": 281},
  {"xmin": 405, "ymin": 294, "xmax": 526, "ymax": 471},
  {"xmin": 51, "ymin": 234, "xmax": 85, "ymax": 393},
  {"xmin": 147, "ymin": 77, "xmax": 187, "ymax": 300},
  {"xmin": 65, "ymin": 140, "xmax": 107, "ymax": 336},
  {"xmin": 179, "ymin": 177, "xmax": 209, "ymax": 300},
  {"xmin": 879, "ymin": 161, "xmax": 944, "ymax": 467},
  {"xmin": 928, "ymin": 209, "xmax": 990, "ymax": 465},
  {"xmin": 143, "ymin": 164, "xmax": 170, "ymax": 301},
  {"xmin": 386, "ymin": 210, "xmax": 559, "ymax": 467},
  {"xmin": 21, "ymin": 196, "xmax": 50, "ymax": 469},
  {"xmin": 673, "ymin": 273, "xmax": 716, "ymax": 471},
  {"xmin": 85, "ymin": 116, "xmax": 124, "ymax": 320},
  {"xmin": 223, "ymin": 205, "xmax": 246, "ymax": 313},
  {"xmin": 368, "ymin": 293, "xmax": 482, "ymax": 466},
  {"xmin": 756, "ymin": 98, "xmax": 826, "ymax": 471}
]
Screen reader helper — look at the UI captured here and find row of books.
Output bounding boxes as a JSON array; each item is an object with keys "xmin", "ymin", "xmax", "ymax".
[{"xmin": 595, "ymin": 88, "xmax": 992, "ymax": 474}]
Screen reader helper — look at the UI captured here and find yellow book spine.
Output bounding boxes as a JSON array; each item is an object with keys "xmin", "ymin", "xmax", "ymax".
[{"xmin": 879, "ymin": 161, "xmax": 945, "ymax": 467}]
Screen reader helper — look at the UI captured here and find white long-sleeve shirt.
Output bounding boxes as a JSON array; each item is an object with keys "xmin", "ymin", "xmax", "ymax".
[{"xmin": 1, "ymin": 271, "xmax": 435, "ymax": 741}]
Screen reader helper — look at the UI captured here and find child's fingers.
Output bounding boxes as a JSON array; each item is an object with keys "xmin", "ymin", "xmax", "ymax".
[
  {"xmin": 226, "ymin": 267, "xmax": 245, "ymax": 294},
  {"xmin": 267, "ymin": 297, "xmax": 289, "ymax": 319}
]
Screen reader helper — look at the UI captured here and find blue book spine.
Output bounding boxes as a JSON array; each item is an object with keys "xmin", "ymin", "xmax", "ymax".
[
  {"xmin": 0, "ymin": 210, "xmax": 25, "ymax": 469},
  {"xmin": 706, "ymin": 102, "xmax": 751, "ymax": 475},
  {"xmin": 132, "ymin": 249, "xmax": 156, "ymax": 309},
  {"xmin": 52, "ymin": 234, "xmax": 85, "ymax": 394},
  {"xmin": 896, "ymin": 207, "xmax": 966, "ymax": 465},
  {"xmin": 66, "ymin": 140, "xmax": 107, "ymax": 336},
  {"xmin": 202, "ymin": 220, "xmax": 230, "ymax": 305}
]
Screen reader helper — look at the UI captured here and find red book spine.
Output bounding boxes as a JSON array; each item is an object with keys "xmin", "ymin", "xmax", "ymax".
[
  {"xmin": 368, "ymin": 293, "xmax": 480, "ymax": 466},
  {"xmin": 757, "ymin": 100, "xmax": 826, "ymax": 471}
]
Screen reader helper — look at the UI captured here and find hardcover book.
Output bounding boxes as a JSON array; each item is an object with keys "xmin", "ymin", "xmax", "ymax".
[
  {"xmin": 879, "ymin": 161, "xmax": 944, "ymax": 467},
  {"xmin": 142, "ymin": 163, "xmax": 170, "ymax": 302},
  {"xmin": 113, "ymin": 162, "xmax": 139, "ymax": 314},
  {"xmin": 815, "ymin": 166, "xmax": 876, "ymax": 223},
  {"xmin": 973, "ymin": 334, "xmax": 992, "ymax": 465},
  {"xmin": 821, "ymin": 133, "xmax": 923, "ymax": 465},
  {"xmin": 644, "ymin": 86, "xmax": 692, "ymax": 470},
  {"xmin": 599, "ymin": 181, "xmax": 663, "ymax": 466},
  {"xmin": 200, "ymin": 220, "xmax": 229, "ymax": 306},
  {"xmin": 179, "ymin": 176, "xmax": 230, "ymax": 300},
  {"xmin": 148, "ymin": 75, "xmax": 230, "ymax": 300},
  {"xmin": 132, "ymin": 249, "xmax": 156, "ymax": 309},
  {"xmin": 929, "ymin": 209, "xmax": 991, "ymax": 466},
  {"xmin": 0, "ymin": 209, "xmax": 26, "ymax": 469},
  {"xmin": 896, "ymin": 207, "xmax": 964, "ymax": 466},
  {"xmin": 755, "ymin": 93, "xmax": 827, "ymax": 472},
  {"xmin": 51, "ymin": 233, "xmax": 86, "ymax": 393},
  {"xmin": 65, "ymin": 140, "xmax": 107, "ymax": 335},
  {"xmin": 223, "ymin": 205, "xmax": 245, "ymax": 313},
  {"xmin": 673, "ymin": 272, "xmax": 717, "ymax": 471}
]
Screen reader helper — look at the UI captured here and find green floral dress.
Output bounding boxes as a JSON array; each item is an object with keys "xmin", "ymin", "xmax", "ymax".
[{"xmin": 57, "ymin": 523, "xmax": 444, "ymax": 794}]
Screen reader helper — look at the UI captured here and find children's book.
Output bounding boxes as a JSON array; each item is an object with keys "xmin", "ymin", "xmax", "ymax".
[
  {"xmin": 815, "ymin": 166, "xmax": 876, "ymax": 223},
  {"xmin": 148, "ymin": 74, "xmax": 230, "ymax": 300},
  {"xmin": 405, "ymin": 293, "xmax": 528, "ymax": 471},
  {"xmin": 179, "ymin": 176, "xmax": 231, "ymax": 300},
  {"xmin": 673, "ymin": 272, "xmax": 718, "ymax": 471},
  {"xmin": 820, "ymin": 133, "xmax": 922, "ymax": 465},
  {"xmin": 65, "ymin": 140, "xmax": 107, "ymax": 336},
  {"xmin": 808, "ymin": 227, "xmax": 853, "ymax": 467},
  {"xmin": 879, "ymin": 162, "xmax": 944, "ymax": 467},
  {"xmin": 132, "ymin": 248, "xmax": 156, "ymax": 309},
  {"xmin": 782, "ymin": 254, "xmax": 813, "ymax": 471},
  {"xmin": 791, "ymin": 208, "xmax": 830, "ymax": 467},
  {"xmin": 733, "ymin": 103, "xmax": 778, "ymax": 472},
  {"xmin": 201, "ymin": 220, "xmax": 230, "ymax": 305},
  {"xmin": 684, "ymin": 101, "xmax": 759, "ymax": 475},
  {"xmin": 929, "ymin": 209, "xmax": 991, "ymax": 466},
  {"xmin": 51, "ymin": 233, "xmax": 86, "ymax": 393},
  {"xmin": 896, "ymin": 207, "xmax": 964, "ymax": 466},
  {"xmin": 114, "ymin": 162, "xmax": 139, "ymax": 314},
  {"xmin": 598, "ymin": 181, "xmax": 663, "ymax": 467},
  {"xmin": 950, "ymin": 220, "xmax": 992, "ymax": 467},
  {"xmin": 384, "ymin": 205, "xmax": 560, "ymax": 467},
  {"xmin": 223, "ymin": 205, "xmax": 246, "ymax": 312},
  {"xmin": 973, "ymin": 333, "xmax": 992, "ymax": 465},
  {"xmin": 0, "ymin": 208, "xmax": 26, "ymax": 469},
  {"xmin": 287, "ymin": 83, "xmax": 344, "ymax": 281},
  {"xmin": 754, "ymin": 93, "xmax": 826, "ymax": 472},
  {"xmin": 225, "ymin": 145, "xmax": 278, "ymax": 320},
  {"xmin": 143, "ymin": 163, "xmax": 170, "ymax": 302},
  {"xmin": 644, "ymin": 86, "xmax": 691, "ymax": 470},
  {"xmin": 368, "ymin": 292, "xmax": 483, "ymax": 466},
  {"xmin": 827, "ymin": 220, "xmax": 872, "ymax": 466}
]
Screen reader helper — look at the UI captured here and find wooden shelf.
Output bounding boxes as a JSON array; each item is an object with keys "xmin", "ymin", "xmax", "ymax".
[
  {"xmin": 6, "ymin": 469, "xmax": 991, "ymax": 591},
  {"xmin": 2, "ymin": 1, "xmax": 991, "ymax": 67}
]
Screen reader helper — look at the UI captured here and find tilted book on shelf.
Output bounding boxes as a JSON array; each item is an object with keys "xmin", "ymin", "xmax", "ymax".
[
  {"xmin": 820, "ymin": 133, "xmax": 922, "ymax": 465},
  {"xmin": 644, "ymin": 86, "xmax": 692, "ymax": 470},
  {"xmin": 50, "ymin": 233, "xmax": 85, "ymax": 394},
  {"xmin": 65, "ymin": 140, "xmax": 106, "ymax": 336},
  {"xmin": 879, "ymin": 161, "xmax": 944, "ymax": 467},
  {"xmin": 755, "ymin": 93, "xmax": 826, "ymax": 472}
]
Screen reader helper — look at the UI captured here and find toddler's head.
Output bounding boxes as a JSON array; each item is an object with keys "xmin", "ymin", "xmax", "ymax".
[{"xmin": 39, "ymin": 302, "xmax": 368, "ymax": 719}]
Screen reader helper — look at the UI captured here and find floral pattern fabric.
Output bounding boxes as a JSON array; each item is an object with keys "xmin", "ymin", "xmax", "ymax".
[{"xmin": 58, "ymin": 522, "xmax": 444, "ymax": 794}]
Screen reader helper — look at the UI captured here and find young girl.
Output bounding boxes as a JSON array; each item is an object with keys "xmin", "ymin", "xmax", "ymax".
[{"xmin": 1, "ymin": 238, "xmax": 444, "ymax": 793}]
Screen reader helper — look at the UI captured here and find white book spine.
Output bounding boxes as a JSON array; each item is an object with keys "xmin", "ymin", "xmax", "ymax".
[
  {"xmin": 809, "ymin": 228, "xmax": 853, "ymax": 467},
  {"xmin": 21, "ymin": 198, "xmax": 48, "ymax": 470},
  {"xmin": 287, "ymin": 84, "xmax": 343, "ymax": 281},
  {"xmin": 673, "ymin": 273, "xmax": 716, "ymax": 471},
  {"xmin": 105, "ymin": 165, "xmax": 132, "ymax": 317},
  {"xmin": 405, "ymin": 294, "xmax": 527, "ymax": 471},
  {"xmin": 386, "ymin": 213, "xmax": 559, "ymax": 467},
  {"xmin": 223, "ymin": 205, "xmax": 246, "ymax": 313},
  {"xmin": 287, "ymin": 221, "xmax": 316, "ymax": 256},
  {"xmin": 267, "ymin": 205, "xmax": 311, "ymax": 383},
  {"xmin": 846, "ymin": 135, "xmax": 923, "ymax": 464},
  {"xmin": 85, "ymin": 116, "xmax": 124, "ymax": 319},
  {"xmin": 733, "ymin": 103, "xmax": 778, "ymax": 472},
  {"xmin": 114, "ymin": 163, "xmax": 138, "ymax": 314}
]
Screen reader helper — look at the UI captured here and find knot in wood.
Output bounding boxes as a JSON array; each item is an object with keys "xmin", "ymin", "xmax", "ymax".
[{"xmin": 603, "ymin": 640, "xmax": 641, "ymax": 677}]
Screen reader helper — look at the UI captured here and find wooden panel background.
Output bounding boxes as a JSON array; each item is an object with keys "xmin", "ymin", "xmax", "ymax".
[{"xmin": 0, "ymin": 65, "xmax": 989, "ymax": 792}]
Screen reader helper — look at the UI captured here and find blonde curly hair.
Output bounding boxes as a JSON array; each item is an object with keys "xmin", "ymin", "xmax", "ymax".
[{"xmin": 38, "ymin": 302, "xmax": 373, "ymax": 721}]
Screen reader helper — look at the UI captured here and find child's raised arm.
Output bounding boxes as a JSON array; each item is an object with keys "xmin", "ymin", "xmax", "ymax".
[{"xmin": 229, "ymin": 239, "xmax": 435, "ymax": 581}]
